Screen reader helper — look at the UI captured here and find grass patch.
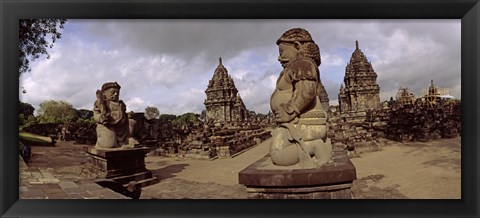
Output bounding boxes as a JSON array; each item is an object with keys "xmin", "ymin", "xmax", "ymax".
[{"xmin": 19, "ymin": 131, "xmax": 53, "ymax": 146}]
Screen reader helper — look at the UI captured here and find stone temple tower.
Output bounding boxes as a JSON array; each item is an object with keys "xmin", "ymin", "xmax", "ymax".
[
  {"xmin": 338, "ymin": 41, "xmax": 381, "ymax": 113},
  {"xmin": 204, "ymin": 57, "xmax": 248, "ymax": 123}
]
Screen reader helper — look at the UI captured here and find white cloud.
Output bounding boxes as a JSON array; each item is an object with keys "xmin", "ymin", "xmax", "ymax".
[
  {"xmin": 329, "ymin": 99, "xmax": 339, "ymax": 106},
  {"xmin": 124, "ymin": 97, "xmax": 157, "ymax": 113},
  {"xmin": 177, "ymin": 88, "xmax": 206, "ymax": 113},
  {"xmin": 19, "ymin": 19, "xmax": 460, "ymax": 116},
  {"xmin": 322, "ymin": 53, "xmax": 345, "ymax": 67}
]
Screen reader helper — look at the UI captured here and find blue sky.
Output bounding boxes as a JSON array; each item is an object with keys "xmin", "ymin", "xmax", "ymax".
[{"xmin": 20, "ymin": 19, "xmax": 461, "ymax": 115}]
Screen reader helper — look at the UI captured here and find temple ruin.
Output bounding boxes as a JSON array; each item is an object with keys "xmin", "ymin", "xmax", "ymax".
[
  {"xmin": 151, "ymin": 57, "xmax": 271, "ymax": 159},
  {"xmin": 204, "ymin": 58, "xmax": 248, "ymax": 123},
  {"xmin": 396, "ymin": 87, "xmax": 415, "ymax": 106},
  {"xmin": 421, "ymin": 80, "xmax": 454, "ymax": 108},
  {"xmin": 329, "ymin": 79, "xmax": 460, "ymax": 156},
  {"xmin": 329, "ymin": 43, "xmax": 459, "ymax": 156},
  {"xmin": 338, "ymin": 41, "xmax": 380, "ymax": 114}
]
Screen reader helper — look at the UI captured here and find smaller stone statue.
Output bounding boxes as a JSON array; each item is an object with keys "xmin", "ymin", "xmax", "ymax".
[{"xmin": 93, "ymin": 82, "xmax": 138, "ymax": 149}]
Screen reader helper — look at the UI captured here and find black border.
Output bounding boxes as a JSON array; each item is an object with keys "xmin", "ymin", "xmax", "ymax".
[{"xmin": 1, "ymin": 0, "xmax": 479, "ymax": 217}]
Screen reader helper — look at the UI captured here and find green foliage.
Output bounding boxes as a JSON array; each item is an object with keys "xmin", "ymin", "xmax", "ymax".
[
  {"xmin": 37, "ymin": 100, "xmax": 77, "ymax": 124},
  {"xmin": 145, "ymin": 106, "xmax": 160, "ymax": 120},
  {"xmin": 76, "ymin": 117, "xmax": 95, "ymax": 125},
  {"xmin": 19, "ymin": 114, "xmax": 38, "ymax": 128},
  {"xmin": 159, "ymin": 114, "xmax": 177, "ymax": 122},
  {"xmin": 75, "ymin": 109, "xmax": 95, "ymax": 124},
  {"xmin": 19, "ymin": 101, "xmax": 37, "ymax": 127},
  {"xmin": 76, "ymin": 109, "xmax": 93, "ymax": 120},
  {"xmin": 19, "ymin": 19, "xmax": 67, "ymax": 75},
  {"xmin": 19, "ymin": 101, "xmax": 35, "ymax": 117},
  {"xmin": 173, "ymin": 112, "xmax": 201, "ymax": 125},
  {"xmin": 19, "ymin": 131, "xmax": 53, "ymax": 146}
]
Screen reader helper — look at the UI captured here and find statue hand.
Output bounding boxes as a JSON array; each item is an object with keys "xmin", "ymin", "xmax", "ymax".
[
  {"xmin": 99, "ymin": 114, "xmax": 110, "ymax": 125},
  {"xmin": 274, "ymin": 105, "xmax": 296, "ymax": 123}
]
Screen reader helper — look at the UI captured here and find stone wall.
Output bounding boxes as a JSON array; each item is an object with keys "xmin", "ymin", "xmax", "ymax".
[
  {"xmin": 328, "ymin": 100, "xmax": 461, "ymax": 154},
  {"xmin": 22, "ymin": 122, "xmax": 97, "ymax": 145},
  {"xmin": 328, "ymin": 99, "xmax": 460, "ymax": 154},
  {"xmin": 152, "ymin": 123, "xmax": 271, "ymax": 160},
  {"xmin": 215, "ymin": 128, "xmax": 271, "ymax": 158},
  {"xmin": 66, "ymin": 122, "xmax": 97, "ymax": 145},
  {"xmin": 328, "ymin": 111, "xmax": 383, "ymax": 155},
  {"xmin": 22, "ymin": 123, "xmax": 59, "ymax": 138},
  {"xmin": 384, "ymin": 99, "xmax": 461, "ymax": 142}
]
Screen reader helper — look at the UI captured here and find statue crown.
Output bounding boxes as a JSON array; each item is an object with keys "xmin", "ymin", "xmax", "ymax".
[
  {"xmin": 101, "ymin": 81, "xmax": 121, "ymax": 92},
  {"xmin": 276, "ymin": 28, "xmax": 314, "ymax": 45}
]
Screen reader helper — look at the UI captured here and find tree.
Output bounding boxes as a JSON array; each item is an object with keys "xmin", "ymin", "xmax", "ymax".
[
  {"xmin": 144, "ymin": 106, "xmax": 160, "ymax": 120},
  {"xmin": 76, "ymin": 109, "xmax": 93, "ymax": 120},
  {"xmin": 37, "ymin": 100, "xmax": 77, "ymax": 124},
  {"xmin": 19, "ymin": 19, "xmax": 67, "ymax": 75},
  {"xmin": 19, "ymin": 101, "xmax": 35, "ymax": 117},
  {"xmin": 173, "ymin": 112, "xmax": 201, "ymax": 125},
  {"xmin": 76, "ymin": 109, "xmax": 95, "ymax": 124},
  {"xmin": 159, "ymin": 114, "xmax": 177, "ymax": 123},
  {"xmin": 19, "ymin": 101, "xmax": 36, "ymax": 127}
]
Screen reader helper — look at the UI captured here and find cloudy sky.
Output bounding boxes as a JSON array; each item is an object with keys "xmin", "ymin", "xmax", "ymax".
[{"xmin": 20, "ymin": 19, "xmax": 461, "ymax": 115}]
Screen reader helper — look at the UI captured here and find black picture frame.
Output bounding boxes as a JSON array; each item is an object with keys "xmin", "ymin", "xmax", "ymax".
[{"xmin": 1, "ymin": 0, "xmax": 479, "ymax": 217}]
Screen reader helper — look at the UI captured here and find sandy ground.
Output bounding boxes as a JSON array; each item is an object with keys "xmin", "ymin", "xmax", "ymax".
[
  {"xmin": 144, "ymin": 139, "xmax": 271, "ymax": 186},
  {"xmin": 143, "ymin": 137, "xmax": 461, "ymax": 199},
  {"xmin": 350, "ymin": 137, "xmax": 461, "ymax": 199},
  {"xmin": 25, "ymin": 136, "xmax": 461, "ymax": 199}
]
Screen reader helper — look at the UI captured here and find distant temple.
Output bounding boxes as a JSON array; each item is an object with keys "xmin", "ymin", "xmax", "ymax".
[
  {"xmin": 396, "ymin": 87, "xmax": 416, "ymax": 106},
  {"xmin": 204, "ymin": 57, "xmax": 248, "ymax": 123},
  {"xmin": 338, "ymin": 41, "xmax": 381, "ymax": 113},
  {"xmin": 421, "ymin": 80, "xmax": 455, "ymax": 107}
]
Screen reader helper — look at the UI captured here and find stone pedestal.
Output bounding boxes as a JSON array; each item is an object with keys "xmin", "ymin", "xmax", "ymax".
[
  {"xmin": 84, "ymin": 147, "xmax": 158, "ymax": 187},
  {"xmin": 238, "ymin": 149, "xmax": 356, "ymax": 199}
]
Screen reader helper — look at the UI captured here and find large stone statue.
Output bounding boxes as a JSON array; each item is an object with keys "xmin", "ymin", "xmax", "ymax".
[
  {"xmin": 93, "ymin": 82, "xmax": 138, "ymax": 149},
  {"xmin": 269, "ymin": 28, "xmax": 332, "ymax": 168}
]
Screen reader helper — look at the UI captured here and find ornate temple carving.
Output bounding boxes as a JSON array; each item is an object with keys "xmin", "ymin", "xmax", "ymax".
[
  {"xmin": 318, "ymin": 78, "xmax": 330, "ymax": 112},
  {"xmin": 204, "ymin": 58, "xmax": 248, "ymax": 124},
  {"xmin": 421, "ymin": 80, "xmax": 454, "ymax": 108},
  {"xmin": 396, "ymin": 87, "xmax": 416, "ymax": 106},
  {"xmin": 338, "ymin": 41, "xmax": 381, "ymax": 113}
]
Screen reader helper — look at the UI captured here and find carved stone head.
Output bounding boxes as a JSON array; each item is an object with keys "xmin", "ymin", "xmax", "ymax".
[
  {"xmin": 276, "ymin": 28, "xmax": 321, "ymax": 66},
  {"xmin": 101, "ymin": 82, "xmax": 121, "ymax": 102}
]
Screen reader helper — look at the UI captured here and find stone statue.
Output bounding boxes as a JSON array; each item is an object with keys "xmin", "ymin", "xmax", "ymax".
[
  {"xmin": 93, "ymin": 82, "xmax": 138, "ymax": 149},
  {"xmin": 269, "ymin": 28, "xmax": 332, "ymax": 168},
  {"xmin": 128, "ymin": 111, "xmax": 138, "ymax": 137}
]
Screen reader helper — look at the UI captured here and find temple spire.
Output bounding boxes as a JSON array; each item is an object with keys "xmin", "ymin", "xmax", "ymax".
[
  {"xmin": 355, "ymin": 40, "xmax": 359, "ymax": 50},
  {"xmin": 219, "ymin": 57, "xmax": 222, "ymax": 65}
]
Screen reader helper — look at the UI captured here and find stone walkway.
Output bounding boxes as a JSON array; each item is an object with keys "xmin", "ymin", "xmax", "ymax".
[
  {"xmin": 19, "ymin": 137, "xmax": 461, "ymax": 199},
  {"xmin": 20, "ymin": 158, "xmax": 127, "ymax": 199},
  {"xmin": 19, "ymin": 141, "xmax": 128, "ymax": 199}
]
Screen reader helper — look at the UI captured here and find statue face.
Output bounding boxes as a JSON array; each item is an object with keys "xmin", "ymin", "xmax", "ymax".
[
  {"xmin": 278, "ymin": 43, "xmax": 299, "ymax": 68},
  {"xmin": 104, "ymin": 88, "xmax": 120, "ymax": 102}
]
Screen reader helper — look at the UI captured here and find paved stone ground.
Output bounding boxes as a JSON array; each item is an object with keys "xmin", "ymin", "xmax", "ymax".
[
  {"xmin": 20, "ymin": 137, "xmax": 461, "ymax": 199},
  {"xmin": 19, "ymin": 141, "xmax": 128, "ymax": 199}
]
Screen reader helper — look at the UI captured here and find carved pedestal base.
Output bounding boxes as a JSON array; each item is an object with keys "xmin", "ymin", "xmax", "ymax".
[
  {"xmin": 84, "ymin": 147, "xmax": 158, "ymax": 187},
  {"xmin": 238, "ymin": 148, "xmax": 357, "ymax": 199}
]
